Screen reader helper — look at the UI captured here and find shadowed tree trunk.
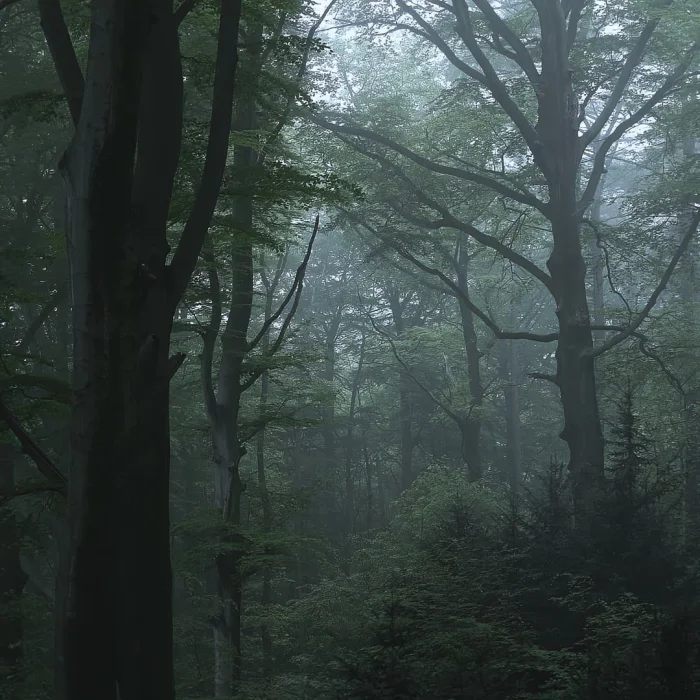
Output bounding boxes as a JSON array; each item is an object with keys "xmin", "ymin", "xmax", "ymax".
[
  {"xmin": 256, "ymin": 252, "xmax": 287, "ymax": 679},
  {"xmin": 385, "ymin": 285, "xmax": 416, "ymax": 491},
  {"xmin": 0, "ymin": 443, "xmax": 27, "ymax": 699},
  {"xmin": 499, "ymin": 337, "xmax": 522, "ymax": 492},
  {"xmin": 455, "ymin": 236, "xmax": 484, "ymax": 481},
  {"xmin": 37, "ymin": 1, "xmax": 243, "ymax": 697},
  {"xmin": 342, "ymin": 331, "xmax": 366, "ymax": 563},
  {"xmin": 321, "ymin": 303, "xmax": 343, "ymax": 492}
]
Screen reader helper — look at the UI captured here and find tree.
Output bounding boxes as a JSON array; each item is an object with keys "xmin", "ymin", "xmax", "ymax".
[
  {"xmin": 32, "ymin": 0, "xmax": 243, "ymax": 697},
  {"xmin": 312, "ymin": 0, "xmax": 700, "ymax": 510}
]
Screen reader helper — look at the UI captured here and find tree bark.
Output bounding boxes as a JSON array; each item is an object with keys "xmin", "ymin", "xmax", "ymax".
[
  {"xmin": 455, "ymin": 239, "xmax": 483, "ymax": 481},
  {"xmin": 499, "ymin": 337, "xmax": 522, "ymax": 492},
  {"xmin": 0, "ymin": 443, "xmax": 27, "ymax": 699},
  {"xmin": 256, "ymin": 257, "xmax": 281, "ymax": 679},
  {"xmin": 679, "ymin": 117, "xmax": 700, "ymax": 544},
  {"xmin": 342, "ymin": 332, "xmax": 365, "ymax": 564},
  {"xmin": 386, "ymin": 286, "xmax": 416, "ymax": 491},
  {"xmin": 535, "ymin": 5, "xmax": 604, "ymax": 506},
  {"xmin": 322, "ymin": 307, "xmax": 343, "ymax": 487},
  {"xmin": 58, "ymin": 4, "xmax": 174, "ymax": 698},
  {"xmin": 45, "ymin": 0, "xmax": 242, "ymax": 697}
]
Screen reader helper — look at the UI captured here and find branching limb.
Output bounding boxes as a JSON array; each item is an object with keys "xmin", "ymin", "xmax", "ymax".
[
  {"xmin": 0, "ymin": 482, "xmax": 65, "ymax": 507},
  {"xmin": 585, "ymin": 208, "xmax": 700, "ymax": 359},
  {"xmin": 470, "ymin": 0, "xmax": 539, "ymax": 84},
  {"xmin": 247, "ymin": 216, "xmax": 319, "ymax": 353},
  {"xmin": 0, "ymin": 398, "xmax": 67, "ymax": 495},
  {"xmin": 38, "ymin": 0, "xmax": 85, "ymax": 126},
  {"xmin": 528, "ymin": 372, "xmax": 559, "ymax": 385},
  {"xmin": 346, "ymin": 211, "xmax": 558, "ymax": 343},
  {"xmin": 168, "ymin": 0, "xmax": 244, "ymax": 308},
  {"xmin": 452, "ymin": 0, "xmax": 541, "ymax": 154},
  {"xmin": 330, "ymin": 135, "xmax": 553, "ymax": 292},
  {"xmin": 394, "ymin": 0, "xmax": 488, "ymax": 86},
  {"xmin": 258, "ymin": 0, "xmax": 339, "ymax": 165},
  {"xmin": 313, "ymin": 114, "xmax": 546, "ymax": 212},
  {"xmin": 18, "ymin": 283, "xmax": 68, "ymax": 355},
  {"xmin": 580, "ymin": 19, "xmax": 659, "ymax": 150},
  {"xmin": 580, "ymin": 41, "xmax": 699, "ymax": 211},
  {"xmin": 581, "ymin": 217, "xmax": 633, "ymax": 322}
]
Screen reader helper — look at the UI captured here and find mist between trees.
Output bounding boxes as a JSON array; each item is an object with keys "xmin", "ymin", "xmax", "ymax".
[{"xmin": 1, "ymin": 0, "xmax": 700, "ymax": 698}]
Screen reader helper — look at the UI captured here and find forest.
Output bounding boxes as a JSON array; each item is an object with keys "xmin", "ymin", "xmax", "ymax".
[{"xmin": 1, "ymin": 0, "xmax": 700, "ymax": 698}]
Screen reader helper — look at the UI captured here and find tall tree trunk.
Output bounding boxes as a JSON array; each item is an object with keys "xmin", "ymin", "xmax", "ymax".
[
  {"xmin": 342, "ymin": 333, "xmax": 365, "ymax": 564},
  {"xmin": 49, "ymin": 0, "xmax": 242, "ymax": 697},
  {"xmin": 536, "ymin": 7, "xmax": 604, "ymax": 508},
  {"xmin": 589, "ymin": 196, "xmax": 605, "ymax": 345},
  {"xmin": 455, "ymin": 239, "xmax": 483, "ymax": 481},
  {"xmin": 58, "ymin": 5, "xmax": 175, "ymax": 698},
  {"xmin": 206, "ymin": 24, "xmax": 266, "ymax": 692},
  {"xmin": 386, "ymin": 287, "xmax": 415, "ymax": 491},
  {"xmin": 322, "ymin": 308, "xmax": 343, "ymax": 489},
  {"xmin": 362, "ymin": 439, "xmax": 373, "ymax": 531},
  {"xmin": 499, "ymin": 338, "xmax": 522, "ymax": 491},
  {"xmin": 256, "ymin": 258, "xmax": 281, "ymax": 680},
  {"xmin": 0, "ymin": 443, "xmax": 27, "ymax": 699},
  {"xmin": 679, "ymin": 115, "xmax": 700, "ymax": 544}
]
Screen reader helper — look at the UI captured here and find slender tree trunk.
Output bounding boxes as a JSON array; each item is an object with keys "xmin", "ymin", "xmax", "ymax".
[
  {"xmin": 210, "ymin": 247, "xmax": 253, "ymax": 696},
  {"xmin": 499, "ymin": 338, "xmax": 522, "ymax": 491},
  {"xmin": 386, "ymin": 287, "xmax": 415, "ymax": 491},
  {"xmin": 362, "ymin": 439, "xmax": 373, "ymax": 531},
  {"xmin": 322, "ymin": 309, "xmax": 342, "ymax": 486},
  {"xmin": 590, "ymin": 196, "xmax": 605, "ymax": 345},
  {"xmin": 398, "ymin": 375, "xmax": 414, "ymax": 491},
  {"xmin": 256, "ymin": 264, "xmax": 278, "ymax": 679},
  {"xmin": 679, "ymin": 119, "xmax": 700, "ymax": 544},
  {"xmin": 342, "ymin": 333, "xmax": 365, "ymax": 564},
  {"xmin": 455, "ymin": 239, "xmax": 483, "ymax": 481}
]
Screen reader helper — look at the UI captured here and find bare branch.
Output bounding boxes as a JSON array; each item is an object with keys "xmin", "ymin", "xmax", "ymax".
[
  {"xmin": 452, "ymin": 0, "xmax": 541, "ymax": 153},
  {"xmin": 0, "ymin": 398, "xmax": 67, "ymax": 495},
  {"xmin": 580, "ymin": 41, "xmax": 699, "ymax": 211},
  {"xmin": 38, "ymin": 0, "xmax": 85, "ymax": 126},
  {"xmin": 580, "ymin": 19, "xmax": 659, "ymax": 150},
  {"xmin": 394, "ymin": 0, "xmax": 489, "ymax": 86},
  {"xmin": 18, "ymin": 283, "xmax": 68, "ymax": 355},
  {"xmin": 528, "ymin": 372, "xmax": 559, "ymax": 385},
  {"xmin": 258, "ymin": 0, "xmax": 339, "ymax": 165},
  {"xmin": 585, "ymin": 208, "xmax": 700, "ymax": 359},
  {"xmin": 470, "ymin": 0, "xmax": 539, "ymax": 84},
  {"xmin": 247, "ymin": 216, "xmax": 319, "ymax": 353},
  {"xmin": 0, "ymin": 482, "xmax": 65, "ymax": 507}
]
